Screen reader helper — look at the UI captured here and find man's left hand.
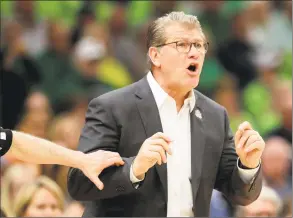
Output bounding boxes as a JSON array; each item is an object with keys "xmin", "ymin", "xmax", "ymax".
[{"xmin": 235, "ymin": 121, "xmax": 265, "ymax": 169}]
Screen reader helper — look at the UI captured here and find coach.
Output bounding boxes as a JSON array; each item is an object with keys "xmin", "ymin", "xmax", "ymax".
[{"xmin": 67, "ymin": 11, "xmax": 264, "ymax": 217}]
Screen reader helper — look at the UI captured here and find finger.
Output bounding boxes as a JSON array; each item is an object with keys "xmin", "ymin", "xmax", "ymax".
[
  {"xmin": 150, "ymin": 138, "xmax": 172, "ymax": 155},
  {"xmin": 245, "ymin": 134, "xmax": 260, "ymax": 148},
  {"xmin": 244, "ymin": 140, "xmax": 263, "ymax": 153},
  {"xmin": 234, "ymin": 129, "xmax": 242, "ymax": 146},
  {"xmin": 238, "ymin": 121, "xmax": 253, "ymax": 132},
  {"xmin": 237, "ymin": 130, "xmax": 256, "ymax": 149},
  {"xmin": 150, "ymin": 151, "xmax": 162, "ymax": 165},
  {"xmin": 101, "ymin": 151, "xmax": 121, "ymax": 158},
  {"xmin": 89, "ymin": 175, "xmax": 104, "ymax": 190},
  {"xmin": 149, "ymin": 145, "xmax": 167, "ymax": 163},
  {"xmin": 103, "ymin": 157, "xmax": 125, "ymax": 168},
  {"xmin": 152, "ymin": 132, "xmax": 173, "ymax": 143}
]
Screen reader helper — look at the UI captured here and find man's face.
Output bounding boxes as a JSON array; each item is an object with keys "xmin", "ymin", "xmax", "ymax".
[{"xmin": 152, "ymin": 23, "xmax": 206, "ymax": 92}]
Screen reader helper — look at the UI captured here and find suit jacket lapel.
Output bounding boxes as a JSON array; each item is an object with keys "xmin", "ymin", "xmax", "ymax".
[
  {"xmin": 134, "ymin": 77, "xmax": 168, "ymax": 202},
  {"xmin": 190, "ymin": 90, "xmax": 206, "ymax": 203}
]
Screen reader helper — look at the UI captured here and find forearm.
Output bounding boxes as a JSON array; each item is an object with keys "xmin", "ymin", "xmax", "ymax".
[
  {"xmin": 68, "ymin": 156, "xmax": 137, "ymax": 201},
  {"xmin": 9, "ymin": 131, "xmax": 84, "ymax": 168}
]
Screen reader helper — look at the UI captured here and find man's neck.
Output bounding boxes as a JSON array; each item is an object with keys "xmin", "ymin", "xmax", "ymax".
[{"xmin": 152, "ymin": 71, "xmax": 190, "ymax": 112}]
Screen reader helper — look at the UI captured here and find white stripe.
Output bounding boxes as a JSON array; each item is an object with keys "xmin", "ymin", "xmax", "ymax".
[{"xmin": 0, "ymin": 132, "xmax": 6, "ymax": 140}]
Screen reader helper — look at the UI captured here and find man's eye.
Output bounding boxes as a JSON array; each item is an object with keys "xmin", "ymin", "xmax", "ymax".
[
  {"xmin": 178, "ymin": 42, "xmax": 189, "ymax": 47},
  {"xmin": 194, "ymin": 42, "xmax": 202, "ymax": 48}
]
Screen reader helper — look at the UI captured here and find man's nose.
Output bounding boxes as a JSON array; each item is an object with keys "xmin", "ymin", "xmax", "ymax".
[{"xmin": 188, "ymin": 44, "xmax": 201, "ymax": 59}]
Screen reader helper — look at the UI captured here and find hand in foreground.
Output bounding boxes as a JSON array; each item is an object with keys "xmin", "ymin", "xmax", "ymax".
[
  {"xmin": 235, "ymin": 121, "xmax": 265, "ymax": 169},
  {"xmin": 132, "ymin": 132, "xmax": 173, "ymax": 180},
  {"xmin": 78, "ymin": 150, "xmax": 124, "ymax": 190}
]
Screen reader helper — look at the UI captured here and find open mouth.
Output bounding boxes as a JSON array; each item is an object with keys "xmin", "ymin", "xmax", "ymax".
[{"xmin": 187, "ymin": 64, "xmax": 197, "ymax": 73}]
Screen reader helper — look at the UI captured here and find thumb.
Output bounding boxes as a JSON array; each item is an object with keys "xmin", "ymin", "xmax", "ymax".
[{"xmin": 89, "ymin": 175, "xmax": 104, "ymax": 190}]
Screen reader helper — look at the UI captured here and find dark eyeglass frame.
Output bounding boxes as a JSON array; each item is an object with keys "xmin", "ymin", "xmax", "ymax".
[{"xmin": 156, "ymin": 40, "xmax": 209, "ymax": 54}]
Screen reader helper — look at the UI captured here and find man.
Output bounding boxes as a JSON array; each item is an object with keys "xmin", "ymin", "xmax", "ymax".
[
  {"xmin": 0, "ymin": 127, "xmax": 124, "ymax": 190},
  {"xmin": 67, "ymin": 12, "xmax": 264, "ymax": 217}
]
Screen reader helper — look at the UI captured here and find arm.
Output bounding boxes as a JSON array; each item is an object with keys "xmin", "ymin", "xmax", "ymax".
[
  {"xmin": 214, "ymin": 109, "xmax": 262, "ymax": 206},
  {"xmin": 67, "ymin": 98, "xmax": 139, "ymax": 201},
  {"xmin": 0, "ymin": 127, "xmax": 124, "ymax": 190},
  {"xmin": 7, "ymin": 130, "xmax": 86, "ymax": 167}
]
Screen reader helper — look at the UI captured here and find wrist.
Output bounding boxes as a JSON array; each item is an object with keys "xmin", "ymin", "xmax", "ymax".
[
  {"xmin": 239, "ymin": 159, "xmax": 260, "ymax": 169},
  {"xmin": 72, "ymin": 151, "xmax": 87, "ymax": 169},
  {"xmin": 132, "ymin": 159, "xmax": 145, "ymax": 179}
]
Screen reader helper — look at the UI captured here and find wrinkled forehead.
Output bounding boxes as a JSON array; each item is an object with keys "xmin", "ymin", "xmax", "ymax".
[{"xmin": 163, "ymin": 22, "xmax": 206, "ymax": 42}]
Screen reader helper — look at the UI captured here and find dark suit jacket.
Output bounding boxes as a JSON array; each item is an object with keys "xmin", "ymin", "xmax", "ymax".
[{"xmin": 67, "ymin": 76, "xmax": 262, "ymax": 217}]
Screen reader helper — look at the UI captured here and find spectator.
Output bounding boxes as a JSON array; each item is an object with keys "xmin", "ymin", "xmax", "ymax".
[
  {"xmin": 262, "ymin": 136, "xmax": 292, "ymax": 200},
  {"xmin": 82, "ymin": 21, "xmax": 133, "ymax": 89},
  {"xmin": 108, "ymin": 4, "xmax": 147, "ymax": 81},
  {"xmin": 70, "ymin": 2, "xmax": 96, "ymax": 48},
  {"xmin": 1, "ymin": 164, "xmax": 40, "ymax": 216},
  {"xmin": 73, "ymin": 36, "xmax": 114, "ymax": 99},
  {"xmin": 235, "ymin": 185, "xmax": 283, "ymax": 217},
  {"xmin": 37, "ymin": 20, "xmax": 84, "ymax": 113},
  {"xmin": 12, "ymin": 0, "xmax": 48, "ymax": 57},
  {"xmin": 1, "ymin": 20, "xmax": 41, "ymax": 129},
  {"xmin": 13, "ymin": 176, "xmax": 65, "ymax": 217},
  {"xmin": 213, "ymin": 74, "xmax": 257, "ymax": 133},
  {"xmin": 267, "ymin": 79, "xmax": 292, "ymax": 144},
  {"xmin": 217, "ymin": 2, "xmax": 258, "ymax": 90},
  {"xmin": 16, "ymin": 91, "xmax": 52, "ymax": 139}
]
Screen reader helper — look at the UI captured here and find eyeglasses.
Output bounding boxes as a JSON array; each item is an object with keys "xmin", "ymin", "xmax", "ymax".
[{"xmin": 156, "ymin": 40, "xmax": 209, "ymax": 54}]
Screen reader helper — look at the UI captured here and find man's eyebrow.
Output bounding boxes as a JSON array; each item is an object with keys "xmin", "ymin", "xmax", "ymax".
[{"xmin": 171, "ymin": 37, "xmax": 204, "ymax": 42}]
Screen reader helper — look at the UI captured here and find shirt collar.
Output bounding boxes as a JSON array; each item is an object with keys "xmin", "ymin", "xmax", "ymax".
[{"xmin": 146, "ymin": 71, "xmax": 196, "ymax": 112}]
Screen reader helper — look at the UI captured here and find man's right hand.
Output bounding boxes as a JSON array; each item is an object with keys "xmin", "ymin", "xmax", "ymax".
[{"xmin": 132, "ymin": 132, "xmax": 173, "ymax": 179}]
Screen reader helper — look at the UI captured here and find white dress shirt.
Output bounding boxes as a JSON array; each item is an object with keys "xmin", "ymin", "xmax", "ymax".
[{"xmin": 130, "ymin": 71, "xmax": 259, "ymax": 217}]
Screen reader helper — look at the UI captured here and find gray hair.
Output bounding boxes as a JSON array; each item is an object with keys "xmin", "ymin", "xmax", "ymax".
[{"xmin": 146, "ymin": 11, "xmax": 206, "ymax": 69}]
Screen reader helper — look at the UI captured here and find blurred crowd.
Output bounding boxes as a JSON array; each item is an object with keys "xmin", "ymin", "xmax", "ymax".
[{"xmin": 0, "ymin": 0, "xmax": 292, "ymax": 217}]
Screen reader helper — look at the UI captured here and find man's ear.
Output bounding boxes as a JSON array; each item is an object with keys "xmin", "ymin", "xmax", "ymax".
[{"xmin": 148, "ymin": 47, "xmax": 161, "ymax": 67}]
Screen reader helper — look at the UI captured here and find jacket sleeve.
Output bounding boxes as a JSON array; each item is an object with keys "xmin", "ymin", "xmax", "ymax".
[
  {"xmin": 67, "ymin": 97, "xmax": 140, "ymax": 201},
  {"xmin": 214, "ymin": 109, "xmax": 262, "ymax": 206}
]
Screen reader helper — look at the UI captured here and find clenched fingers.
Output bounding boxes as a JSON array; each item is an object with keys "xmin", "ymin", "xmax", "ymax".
[
  {"xmin": 149, "ymin": 138, "xmax": 172, "ymax": 155},
  {"xmin": 146, "ymin": 150, "xmax": 162, "ymax": 165},
  {"xmin": 244, "ymin": 140, "xmax": 263, "ymax": 153},
  {"xmin": 151, "ymin": 132, "xmax": 173, "ymax": 143},
  {"xmin": 238, "ymin": 121, "xmax": 253, "ymax": 132},
  {"xmin": 237, "ymin": 130, "xmax": 257, "ymax": 149},
  {"xmin": 149, "ymin": 145, "xmax": 167, "ymax": 163}
]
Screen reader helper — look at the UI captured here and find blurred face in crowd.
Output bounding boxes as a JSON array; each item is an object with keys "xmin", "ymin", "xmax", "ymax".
[
  {"xmin": 200, "ymin": 1, "xmax": 224, "ymax": 12},
  {"xmin": 23, "ymin": 187, "xmax": 62, "ymax": 217},
  {"xmin": 14, "ymin": 0, "xmax": 34, "ymax": 16},
  {"xmin": 248, "ymin": 1, "xmax": 270, "ymax": 25},
  {"xmin": 49, "ymin": 117, "xmax": 81, "ymax": 150},
  {"xmin": 149, "ymin": 22, "xmax": 207, "ymax": 94},
  {"xmin": 17, "ymin": 92, "xmax": 52, "ymax": 138},
  {"xmin": 272, "ymin": 81, "xmax": 292, "ymax": 129},
  {"xmin": 242, "ymin": 198, "xmax": 278, "ymax": 217},
  {"xmin": 79, "ymin": 59, "xmax": 100, "ymax": 78},
  {"xmin": 109, "ymin": 5, "xmax": 127, "ymax": 35},
  {"xmin": 10, "ymin": 165, "xmax": 39, "ymax": 199},
  {"xmin": 48, "ymin": 23, "xmax": 70, "ymax": 54},
  {"xmin": 262, "ymin": 137, "xmax": 291, "ymax": 181}
]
